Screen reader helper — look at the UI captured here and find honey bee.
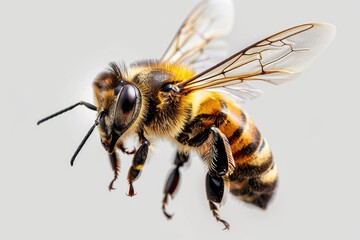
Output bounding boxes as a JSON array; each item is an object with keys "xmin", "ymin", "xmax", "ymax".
[{"xmin": 37, "ymin": 0, "xmax": 335, "ymax": 229}]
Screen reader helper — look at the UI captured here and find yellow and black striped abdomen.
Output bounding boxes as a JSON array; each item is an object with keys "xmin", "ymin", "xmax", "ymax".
[
  {"xmin": 191, "ymin": 92, "xmax": 277, "ymax": 209},
  {"xmin": 218, "ymin": 100, "xmax": 277, "ymax": 209}
]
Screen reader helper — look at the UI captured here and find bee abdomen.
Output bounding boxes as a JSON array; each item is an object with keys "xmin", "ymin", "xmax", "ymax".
[
  {"xmin": 186, "ymin": 94, "xmax": 278, "ymax": 208},
  {"xmin": 218, "ymin": 102, "xmax": 278, "ymax": 208}
]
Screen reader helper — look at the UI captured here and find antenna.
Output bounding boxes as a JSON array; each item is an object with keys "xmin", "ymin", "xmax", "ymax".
[
  {"xmin": 70, "ymin": 120, "xmax": 99, "ymax": 166},
  {"xmin": 37, "ymin": 101, "xmax": 97, "ymax": 125},
  {"xmin": 37, "ymin": 100, "xmax": 100, "ymax": 165}
]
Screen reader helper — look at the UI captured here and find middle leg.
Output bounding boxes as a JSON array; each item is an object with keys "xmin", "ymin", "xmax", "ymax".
[{"xmin": 162, "ymin": 151, "xmax": 189, "ymax": 219}]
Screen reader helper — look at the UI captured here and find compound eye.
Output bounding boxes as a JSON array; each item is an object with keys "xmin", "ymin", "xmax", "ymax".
[
  {"xmin": 114, "ymin": 84, "xmax": 140, "ymax": 131},
  {"xmin": 118, "ymin": 84, "xmax": 136, "ymax": 114}
]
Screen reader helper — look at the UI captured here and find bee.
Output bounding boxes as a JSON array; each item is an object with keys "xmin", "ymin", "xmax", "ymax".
[{"xmin": 37, "ymin": 0, "xmax": 335, "ymax": 229}]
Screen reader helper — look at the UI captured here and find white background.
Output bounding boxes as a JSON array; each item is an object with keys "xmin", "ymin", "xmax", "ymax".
[{"xmin": 1, "ymin": 0, "xmax": 359, "ymax": 239}]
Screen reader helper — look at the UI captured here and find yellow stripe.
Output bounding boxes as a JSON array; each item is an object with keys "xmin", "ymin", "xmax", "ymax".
[
  {"xmin": 260, "ymin": 164, "xmax": 278, "ymax": 184},
  {"xmin": 135, "ymin": 164, "xmax": 143, "ymax": 170}
]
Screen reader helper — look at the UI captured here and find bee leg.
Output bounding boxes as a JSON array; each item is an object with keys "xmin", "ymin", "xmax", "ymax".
[
  {"xmin": 177, "ymin": 126, "xmax": 232, "ymax": 228},
  {"xmin": 206, "ymin": 172, "xmax": 230, "ymax": 230},
  {"xmin": 126, "ymin": 134, "xmax": 150, "ymax": 197},
  {"xmin": 208, "ymin": 127, "xmax": 234, "ymax": 176},
  {"xmin": 108, "ymin": 151, "xmax": 120, "ymax": 191},
  {"xmin": 182, "ymin": 126, "xmax": 234, "ymax": 176},
  {"xmin": 162, "ymin": 152, "xmax": 189, "ymax": 219},
  {"xmin": 107, "ymin": 141, "xmax": 136, "ymax": 191},
  {"xmin": 118, "ymin": 142, "xmax": 136, "ymax": 155},
  {"xmin": 204, "ymin": 127, "xmax": 232, "ymax": 229}
]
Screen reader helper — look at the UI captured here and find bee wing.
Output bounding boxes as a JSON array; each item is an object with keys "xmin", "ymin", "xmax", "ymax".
[
  {"xmin": 209, "ymin": 83, "xmax": 264, "ymax": 104},
  {"xmin": 178, "ymin": 23, "xmax": 336, "ymax": 101},
  {"xmin": 161, "ymin": 0, "xmax": 234, "ymax": 71}
]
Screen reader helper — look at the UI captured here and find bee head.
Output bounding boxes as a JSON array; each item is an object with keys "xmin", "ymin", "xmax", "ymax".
[{"xmin": 93, "ymin": 63, "xmax": 142, "ymax": 153}]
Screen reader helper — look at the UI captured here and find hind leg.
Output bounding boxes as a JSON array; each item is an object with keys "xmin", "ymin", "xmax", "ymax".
[{"xmin": 206, "ymin": 172, "xmax": 230, "ymax": 230}]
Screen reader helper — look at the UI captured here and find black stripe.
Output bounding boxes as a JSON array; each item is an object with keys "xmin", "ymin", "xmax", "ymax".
[
  {"xmin": 228, "ymin": 127, "xmax": 243, "ymax": 145},
  {"xmin": 229, "ymin": 152, "xmax": 273, "ymax": 178},
  {"xmin": 233, "ymin": 128, "xmax": 262, "ymax": 160},
  {"xmin": 227, "ymin": 111, "xmax": 247, "ymax": 145},
  {"xmin": 248, "ymin": 171, "xmax": 277, "ymax": 194}
]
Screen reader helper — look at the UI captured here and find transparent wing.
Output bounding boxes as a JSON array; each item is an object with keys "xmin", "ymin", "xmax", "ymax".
[
  {"xmin": 178, "ymin": 23, "xmax": 336, "ymax": 100},
  {"xmin": 161, "ymin": 0, "xmax": 234, "ymax": 71},
  {"xmin": 211, "ymin": 83, "xmax": 264, "ymax": 104}
]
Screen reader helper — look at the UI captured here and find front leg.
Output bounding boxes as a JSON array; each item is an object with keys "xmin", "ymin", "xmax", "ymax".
[
  {"xmin": 126, "ymin": 132, "xmax": 150, "ymax": 197},
  {"xmin": 108, "ymin": 151, "xmax": 120, "ymax": 191},
  {"xmin": 108, "ymin": 142, "xmax": 136, "ymax": 191}
]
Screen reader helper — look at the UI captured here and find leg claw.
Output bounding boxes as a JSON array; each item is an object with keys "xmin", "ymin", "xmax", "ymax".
[
  {"xmin": 108, "ymin": 180, "xmax": 116, "ymax": 191},
  {"xmin": 126, "ymin": 182, "xmax": 137, "ymax": 197}
]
